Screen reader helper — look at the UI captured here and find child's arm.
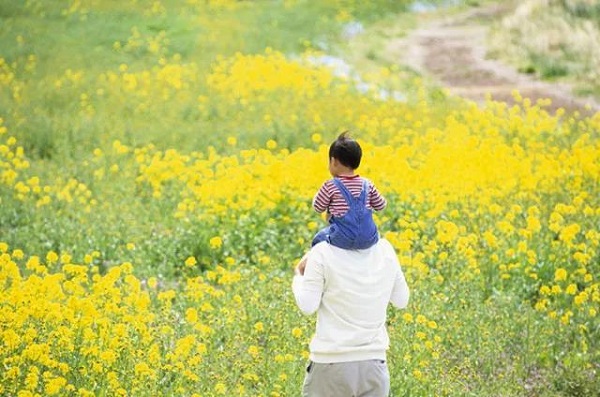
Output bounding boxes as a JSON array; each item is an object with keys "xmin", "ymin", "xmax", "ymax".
[
  {"xmin": 369, "ymin": 183, "xmax": 387, "ymax": 211},
  {"xmin": 312, "ymin": 181, "xmax": 332, "ymax": 213}
]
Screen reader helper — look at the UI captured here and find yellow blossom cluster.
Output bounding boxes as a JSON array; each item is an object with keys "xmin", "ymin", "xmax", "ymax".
[
  {"xmin": 0, "ymin": 245, "xmax": 309, "ymax": 395},
  {"xmin": 206, "ymin": 49, "xmax": 336, "ymax": 101},
  {"xmin": 0, "ymin": 126, "xmax": 95, "ymax": 211}
]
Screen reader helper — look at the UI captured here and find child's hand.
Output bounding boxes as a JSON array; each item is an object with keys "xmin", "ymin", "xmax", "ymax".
[{"xmin": 295, "ymin": 254, "xmax": 308, "ymax": 276}]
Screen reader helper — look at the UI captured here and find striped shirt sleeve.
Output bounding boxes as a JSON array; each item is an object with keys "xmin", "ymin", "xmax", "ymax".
[
  {"xmin": 369, "ymin": 183, "xmax": 387, "ymax": 211},
  {"xmin": 312, "ymin": 181, "xmax": 333, "ymax": 213}
]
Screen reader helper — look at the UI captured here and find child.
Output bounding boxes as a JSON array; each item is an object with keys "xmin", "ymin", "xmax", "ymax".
[{"xmin": 311, "ymin": 132, "xmax": 386, "ymax": 250}]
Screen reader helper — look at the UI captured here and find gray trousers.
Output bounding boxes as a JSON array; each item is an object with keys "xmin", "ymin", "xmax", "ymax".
[{"xmin": 302, "ymin": 359, "xmax": 390, "ymax": 397}]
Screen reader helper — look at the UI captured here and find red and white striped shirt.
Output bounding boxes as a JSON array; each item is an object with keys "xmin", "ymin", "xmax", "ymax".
[{"xmin": 312, "ymin": 175, "xmax": 387, "ymax": 217}]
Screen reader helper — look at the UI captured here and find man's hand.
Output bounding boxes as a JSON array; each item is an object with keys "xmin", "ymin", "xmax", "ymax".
[{"xmin": 295, "ymin": 254, "xmax": 308, "ymax": 276}]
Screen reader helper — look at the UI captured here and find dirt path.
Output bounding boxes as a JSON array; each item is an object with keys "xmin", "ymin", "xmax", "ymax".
[{"xmin": 387, "ymin": 3, "xmax": 600, "ymax": 116}]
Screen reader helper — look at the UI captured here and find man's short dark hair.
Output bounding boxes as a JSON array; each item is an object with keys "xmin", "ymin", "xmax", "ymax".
[{"xmin": 329, "ymin": 131, "xmax": 362, "ymax": 169}]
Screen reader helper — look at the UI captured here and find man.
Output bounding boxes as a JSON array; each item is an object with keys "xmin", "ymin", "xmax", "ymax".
[{"xmin": 292, "ymin": 238, "xmax": 410, "ymax": 397}]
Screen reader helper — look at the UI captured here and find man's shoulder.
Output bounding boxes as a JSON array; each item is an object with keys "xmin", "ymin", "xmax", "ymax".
[
  {"xmin": 317, "ymin": 239, "xmax": 400, "ymax": 275},
  {"xmin": 376, "ymin": 238, "xmax": 394, "ymax": 251},
  {"xmin": 312, "ymin": 238, "xmax": 395, "ymax": 256},
  {"xmin": 365, "ymin": 238, "xmax": 396, "ymax": 258},
  {"xmin": 310, "ymin": 241, "xmax": 331, "ymax": 255}
]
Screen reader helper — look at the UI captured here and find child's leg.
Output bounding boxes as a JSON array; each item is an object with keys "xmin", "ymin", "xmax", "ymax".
[{"xmin": 311, "ymin": 226, "xmax": 332, "ymax": 247}]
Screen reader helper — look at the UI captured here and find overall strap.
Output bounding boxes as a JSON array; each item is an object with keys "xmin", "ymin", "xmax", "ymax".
[
  {"xmin": 332, "ymin": 177, "xmax": 367, "ymax": 209},
  {"xmin": 358, "ymin": 179, "xmax": 369, "ymax": 205}
]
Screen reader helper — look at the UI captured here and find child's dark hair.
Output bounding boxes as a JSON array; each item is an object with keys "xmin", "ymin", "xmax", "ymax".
[{"xmin": 329, "ymin": 131, "xmax": 362, "ymax": 169}]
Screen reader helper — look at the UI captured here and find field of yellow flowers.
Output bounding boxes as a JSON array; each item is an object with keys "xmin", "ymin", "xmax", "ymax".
[{"xmin": 1, "ymin": 0, "xmax": 599, "ymax": 396}]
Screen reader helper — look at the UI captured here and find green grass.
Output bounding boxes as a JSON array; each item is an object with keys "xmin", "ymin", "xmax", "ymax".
[
  {"xmin": 0, "ymin": 1, "xmax": 379, "ymax": 161},
  {"xmin": 488, "ymin": 0, "xmax": 600, "ymax": 99}
]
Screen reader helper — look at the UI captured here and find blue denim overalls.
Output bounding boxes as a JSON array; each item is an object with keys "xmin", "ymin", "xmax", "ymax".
[{"xmin": 311, "ymin": 178, "xmax": 379, "ymax": 250}]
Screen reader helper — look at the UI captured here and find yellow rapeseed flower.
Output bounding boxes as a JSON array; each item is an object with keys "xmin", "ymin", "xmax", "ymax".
[
  {"xmin": 554, "ymin": 268, "xmax": 568, "ymax": 282},
  {"xmin": 266, "ymin": 139, "xmax": 277, "ymax": 150},
  {"xmin": 209, "ymin": 236, "xmax": 223, "ymax": 249},
  {"xmin": 292, "ymin": 327, "xmax": 303, "ymax": 338},
  {"xmin": 46, "ymin": 251, "xmax": 59, "ymax": 264},
  {"xmin": 44, "ymin": 377, "xmax": 67, "ymax": 396},
  {"xmin": 574, "ymin": 291, "xmax": 588, "ymax": 306},
  {"xmin": 185, "ymin": 308, "xmax": 198, "ymax": 324},
  {"xmin": 214, "ymin": 382, "xmax": 227, "ymax": 394},
  {"xmin": 184, "ymin": 256, "xmax": 197, "ymax": 267},
  {"xmin": 247, "ymin": 345, "xmax": 259, "ymax": 358},
  {"xmin": 559, "ymin": 223, "xmax": 581, "ymax": 244}
]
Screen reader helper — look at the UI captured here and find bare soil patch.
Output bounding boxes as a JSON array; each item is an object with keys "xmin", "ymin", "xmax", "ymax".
[{"xmin": 388, "ymin": 3, "xmax": 600, "ymax": 116}]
